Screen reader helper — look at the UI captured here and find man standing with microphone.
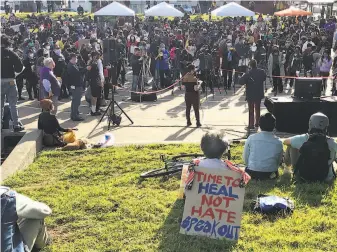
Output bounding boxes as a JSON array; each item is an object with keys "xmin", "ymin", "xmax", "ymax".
[
  {"xmin": 239, "ymin": 59, "xmax": 266, "ymax": 130},
  {"xmin": 182, "ymin": 64, "xmax": 201, "ymax": 128}
]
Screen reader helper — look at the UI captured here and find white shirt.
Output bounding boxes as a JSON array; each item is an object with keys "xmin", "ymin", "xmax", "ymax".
[
  {"xmin": 197, "ymin": 158, "xmax": 230, "ymax": 170},
  {"xmin": 302, "ymin": 41, "xmax": 315, "ymax": 53},
  {"xmin": 97, "ymin": 58, "xmax": 104, "ymax": 83}
]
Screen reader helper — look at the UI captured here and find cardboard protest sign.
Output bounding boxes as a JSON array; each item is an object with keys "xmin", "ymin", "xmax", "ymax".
[{"xmin": 180, "ymin": 165, "xmax": 245, "ymax": 241}]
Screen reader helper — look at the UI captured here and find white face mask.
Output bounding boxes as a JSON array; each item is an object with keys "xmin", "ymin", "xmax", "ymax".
[
  {"xmin": 28, "ymin": 53, "xmax": 34, "ymax": 59},
  {"xmin": 227, "ymin": 43, "xmax": 232, "ymax": 47},
  {"xmin": 45, "ymin": 46, "xmax": 50, "ymax": 50}
]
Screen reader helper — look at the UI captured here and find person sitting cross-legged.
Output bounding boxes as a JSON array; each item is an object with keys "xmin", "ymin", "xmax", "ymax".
[
  {"xmin": 243, "ymin": 113, "xmax": 283, "ymax": 180},
  {"xmin": 283, "ymin": 112, "xmax": 337, "ymax": 182},
  {"xmin": 1, "ymin": 186, "xmax": 52, "ymax": 252},
  {"xmin": 198, "ymin": 132, "xmax": 230, "ymax": 169},
  {"xmin": 38, "ymin": 99, "xmax": 73, "ymax": 147}
]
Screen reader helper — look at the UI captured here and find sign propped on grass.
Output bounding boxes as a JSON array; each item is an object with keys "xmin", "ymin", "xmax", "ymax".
[{"xmin": 180, "ymin": 166, "xmax": 245, "ymax": 240}]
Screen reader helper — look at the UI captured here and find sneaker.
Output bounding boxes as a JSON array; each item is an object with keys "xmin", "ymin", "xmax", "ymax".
[
  {"xmin": 196, "ymin": 122, "xmax": 202, "ymax": 127},
  {"xmin": 187, "ymin": 121, "xmax": 192, "ymax": 127},
  {"xmin": 29, "ymin": 97, "xmax": 34, "ymax": 101},
  {"xmin": 71, "ymin": 117, "xmax": 84, "ymax": 122},
  {"xmin": 18, "ymin": 97, "xmax": 25, "ymax": 101},
  {"xmin": 245, "ymin": 126, "xmax": 255, "ymax": 130},
  {"xmin": 90, "ymin": 111, "xmax": 102, "ymax": 116},
  {"xmin": 13, "ymin": 125, "xmax": 25, "ymax": 132}
]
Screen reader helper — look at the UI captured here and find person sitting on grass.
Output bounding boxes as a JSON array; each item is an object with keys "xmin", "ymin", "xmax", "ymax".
[
  {"xmin": 38, "ymin": 99, "xmax": 72, "ymax": 147},
  {"xmin": 198, "ymin": 132, "xmax": 230, "ymax": 169},
  {"xmin": 1, "ymin": 186, "xmax": 52, "ymax": 252},
  {"xmin": 283, "ymin": 112, "xmax": 337, "ymax": 182},
  {"xmin": 243, "ymin": 113, "xmax": 283, "ymax": 180}
]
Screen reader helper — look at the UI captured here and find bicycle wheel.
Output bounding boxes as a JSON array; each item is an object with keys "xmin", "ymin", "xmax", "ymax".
[{"xmin": 140, "ymin": 164, "xmax": 184, "ymax": 178}]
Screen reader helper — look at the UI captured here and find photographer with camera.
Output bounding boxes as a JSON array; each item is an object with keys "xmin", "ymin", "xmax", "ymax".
[{"xmin": 197, "ymin": 46, "xmax": 213, "ymax": 94}]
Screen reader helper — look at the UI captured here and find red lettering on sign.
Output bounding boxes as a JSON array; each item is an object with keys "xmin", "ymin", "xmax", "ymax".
[
  {"xmin": 223, "ymin": 176, "xmax": 234, "ymax": 186},
  {"xmin": 201, "ymin": 195, "xmax": 212, "ymax": 206},
  {"xmin": 222, "ymin": 196, "xmax": 236, "ymax": 208},
  {"xmin": 227, "ymin": 211, "xmax": 236, "ymax": 223},
  {"xmin": 191, "ymin": 206, "xmax": 202, "ymax": 216},
  {"xmin": 195, "ymin": 171, "xmax": 205, "ymax": 182},
  {"xmin": 207, "ymin": 174, "xmax": 217, "ymax": 183},
  {"xmin": 201, "ymin": 207, "xmax": 215, "ymax": 219},
  {"xmin": 216, "ymin": 175, "xmax": 222, "ymax": 184},
  {"xmin": 214, "ymin": 208, "xmax": 228, "ymax": 220}
]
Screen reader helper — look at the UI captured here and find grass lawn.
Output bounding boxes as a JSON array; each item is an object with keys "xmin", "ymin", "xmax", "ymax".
[{"xmin": 3, "ymin": 144, "xmax": 337, "ymax": 252}]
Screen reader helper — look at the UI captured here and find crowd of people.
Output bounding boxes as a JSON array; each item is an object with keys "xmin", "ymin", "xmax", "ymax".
[
  {"xmin": 1, "ymin": 7, "xmax": 337, "ymax": 251},
  {"xmin": 1, "ymin": 11, "xmax": 337, "ymax": 133}
]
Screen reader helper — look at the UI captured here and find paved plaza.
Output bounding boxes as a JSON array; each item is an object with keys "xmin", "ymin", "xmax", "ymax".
[{"xmin": 17, "ymin": 71, "xmax": 334, "ymax": 145}]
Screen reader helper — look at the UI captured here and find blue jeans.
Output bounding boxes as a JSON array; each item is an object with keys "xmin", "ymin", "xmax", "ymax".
[
  {"xmin": 1, "ymin": 78, "xmax": 20, "ymax": 127},
  {"xmin": 71, "ymin": 87, "xmax": 83, "ymax": 118},
  {"xmin": 132, "ymin": 75, "xmax": 139, "ymax": 91},
  {"xmin": 1, "ymin": 189, "xmax": 25, "ymax": 252}
]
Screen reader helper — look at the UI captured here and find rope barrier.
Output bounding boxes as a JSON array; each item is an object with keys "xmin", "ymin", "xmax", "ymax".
[
  {"xmin": 220, "ymin": 68, "xmax": 335, "ymax": 79},
  {"xmin": 109, "ymin": 67, "xmax": 335, "ymax": 96}
]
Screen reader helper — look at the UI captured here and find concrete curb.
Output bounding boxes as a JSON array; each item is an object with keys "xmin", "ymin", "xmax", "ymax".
[{"xmin": 1, "ymin": 129, "xmax": 43, "ymax": 183}]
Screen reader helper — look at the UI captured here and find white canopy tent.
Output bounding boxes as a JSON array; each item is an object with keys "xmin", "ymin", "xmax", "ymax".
[
  {"xmin": 145, "ymin": 2, "xmax": 184, "ymax": 17},
  {"xmin": 211, "ymin": 2, "xmax": 255, "ymax": 17},
  {"xmin": 94, "ymin": 1, "xmax": 135, "ymax": 16}
]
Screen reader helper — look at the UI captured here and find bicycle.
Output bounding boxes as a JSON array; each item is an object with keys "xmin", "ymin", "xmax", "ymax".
[
  {"xmin": 140, "ymin": 153, "xmax": 203, "ymax": 178},
  {"xmin": 140, "ymin": 140, "xmax": 241, "ymax": 179}
]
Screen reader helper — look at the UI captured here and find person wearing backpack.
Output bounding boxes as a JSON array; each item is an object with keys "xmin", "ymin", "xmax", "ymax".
[{"xmin": 283, "ymin": 112, "xmax": 337, "ymax": 182}]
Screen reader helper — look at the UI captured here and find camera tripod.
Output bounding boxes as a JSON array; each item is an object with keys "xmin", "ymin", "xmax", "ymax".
[
  {"xmin": 134, "ymin": 56, "xmax": 156, "ymax": 102},
  {"xmin": 99, "ymin": 78, "xmax": 134, "ymax": 130}
]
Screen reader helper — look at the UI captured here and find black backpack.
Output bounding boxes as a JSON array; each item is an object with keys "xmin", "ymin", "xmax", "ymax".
[{"xmin": 295, "ymin": 134, "xmax": 330, "ymax": 182}]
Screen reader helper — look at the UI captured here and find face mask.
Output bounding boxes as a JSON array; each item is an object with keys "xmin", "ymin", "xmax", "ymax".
[
  {"xmin": 117, "ymin": 40, "xmax": 122, "ymax": 43},
  {"xmin": 71, "ymin": 59, "xmax": 77, "ymax": 64},
  {"xmin": 45, "ymin": 45, "xmax": 50, "ymax": 50},
  {"xmin": 49, "ymin": 41, "xmax": 53, "ymax": 46},
  {"xmin": 28, "ymin": 42, "xmax": 34, "ymax": 47},
  {"xmin": 227, "ymin": 43, "xmax": 232, "ymax": 47},
  {"xmin": 54, "ymin": 49, "xmax": 61, "ymax": 55},
  {"xmin": 28, "ymin": 53, "xmax": 34, "ymax": 59},
  {"xmin": 95, "ymin": 44, "xmax": 100, "ymax": 50}
]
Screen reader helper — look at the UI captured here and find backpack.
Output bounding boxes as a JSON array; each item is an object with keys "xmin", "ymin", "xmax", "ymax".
[
  {"xmin": 295, "ymin": 134, "xmax": 330, "ymax": 182},
  {"xmin": 252, "ymin": 194, "xmax": 294, "ymax": 215}
]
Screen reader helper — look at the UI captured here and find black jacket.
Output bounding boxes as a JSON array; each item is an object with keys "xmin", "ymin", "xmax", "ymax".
[
  {"xmin": 67, "ymin": 62, "xmax": 84, "ymax": 88},
  {"xmin": 1, "ymin": 47, "xmax": 23, "ymax": 79},
  {"xmin": 21, "ymin": 57, "xmax": 38, "ymax": 81},
  {"xmin": 239, "ymin": 68, "xmax": 266, "ymax": 102},
  {"xmin": 52, "ymin": 53, "xmax": 66, "ymax": 77},
  {"xmin": 131, "ymin": 55, "xmax": 143, "ymax": 76}
]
